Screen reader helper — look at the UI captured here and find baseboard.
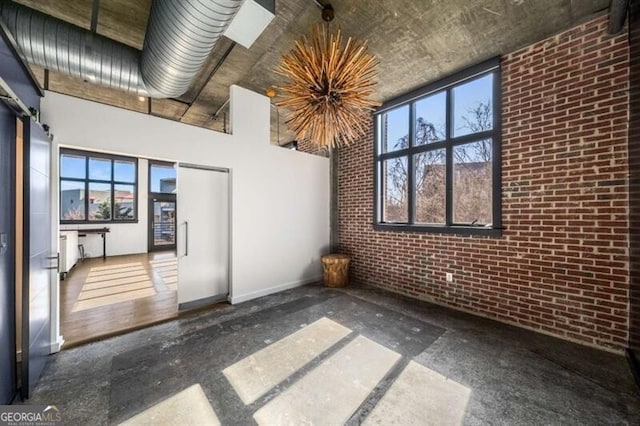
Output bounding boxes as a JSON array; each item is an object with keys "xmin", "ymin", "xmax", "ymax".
[
  {"xmin": 178, "ymin": 294, "xmax": 228, "ymax": 311},
  {"xmin": 50, "ymin": 335, "xmax": 65, "ymax": 353},
  {"xmin": 229, "ymin": 275, "xmax": 323, "ymax": 304},
  {"xmin": 626, "ymin": 348, "xmax": 640, "ymax": 393}
]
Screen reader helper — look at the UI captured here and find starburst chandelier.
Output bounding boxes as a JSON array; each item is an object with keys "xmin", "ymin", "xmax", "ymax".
[{"xmin": 276, "ymin": 23, "xmax": 380, "ymax": 149}]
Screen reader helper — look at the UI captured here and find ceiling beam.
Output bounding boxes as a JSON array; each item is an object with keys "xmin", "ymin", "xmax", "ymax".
[{"xmin": 90, "ymin": 0, "xmax": 100, "ymax": 33}]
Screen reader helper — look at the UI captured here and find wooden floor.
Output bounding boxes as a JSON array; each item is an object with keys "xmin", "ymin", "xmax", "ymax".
[{"xmin": 61, "ymin": 251, "xmax": 178, "ymax": 347}]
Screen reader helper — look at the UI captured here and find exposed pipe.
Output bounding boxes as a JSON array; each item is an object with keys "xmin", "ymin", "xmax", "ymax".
[
  {"xmin": 608, "ymin": 0, "xmax": 630, "ymax": 34},
  {"xmin": 0, "ymin": 0, "xmax": 145, "ymax": 94},
  {"xmin": 141, "ymin": 0, "xmax": 242, "ymax": 98},
  {"xmin": 0, "ymin": 0, "xmax": 244, "ymax": 98}
]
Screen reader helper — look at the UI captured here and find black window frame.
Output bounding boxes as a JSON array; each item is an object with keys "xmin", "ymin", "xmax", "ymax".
[
  {"xmin": 60, "ymin": 148, "xmax": 139, "ymax": 224},
  {"xmin": 374, "ymin": 57, "xmax": 502, "ymax": 236},
  {"xmin": 147, "ymin": 160, "xmax": 177, "ymax": 252}
]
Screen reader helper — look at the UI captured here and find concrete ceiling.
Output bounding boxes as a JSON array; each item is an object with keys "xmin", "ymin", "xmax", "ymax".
[{"xmin": 12, "ymin": 0, "xmax": 610, "ymax": 146}]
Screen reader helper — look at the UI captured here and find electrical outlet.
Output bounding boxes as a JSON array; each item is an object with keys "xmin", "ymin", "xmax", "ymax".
[{"xmin": 446, "ymin": 272, "xmax": 453, "ymax": 282}]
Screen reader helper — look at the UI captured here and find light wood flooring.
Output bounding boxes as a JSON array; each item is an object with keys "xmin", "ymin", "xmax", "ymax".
[{"xmin": 61, "ymin": 251, "xmax": 178, "ymax": 347}]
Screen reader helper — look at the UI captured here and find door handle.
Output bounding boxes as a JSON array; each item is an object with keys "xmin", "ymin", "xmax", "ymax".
[
  {"xmin": 184, "ymin": 221, "xmax": 189, "ymax": 257},
  {"xmin": 45, "ymin": 253, "xmax": 60, "ymax": 272}
]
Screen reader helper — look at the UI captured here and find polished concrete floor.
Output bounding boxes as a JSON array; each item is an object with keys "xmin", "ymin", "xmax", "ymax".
[
  {"xmin": 29, "ymin": 284, "xmax": 640, "ymax": 425},
  {"xmin": 61, "ymin": 252, "xmax": 177, "ymax": 346}
]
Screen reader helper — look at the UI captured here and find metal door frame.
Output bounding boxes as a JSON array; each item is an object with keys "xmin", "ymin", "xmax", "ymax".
[
  {"xmin": 147, "ymin": 194, "xmax": 177, "ymax": 252},
  {"xmin": 148, "ymin": 161, "xmax": 177, "ymax": 252}
]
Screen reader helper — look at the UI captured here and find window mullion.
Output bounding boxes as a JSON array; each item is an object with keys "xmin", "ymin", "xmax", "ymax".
[
  {"xmin": 110, "ymin": 159, "xmax": 115, "ymax": 220},
  {"xmin": 408, "ymin": 103, "xmax": 416, "ymax": 224},
  {"xmin": 445, "ymin": 87, "xmax": 453, "ymax": 226},
  {"xmin": 374, "ymin": 115, "xmax": 381, "ymax": 223},
  {"xmin": 85, "ymin": 155, "xmax": 89, "ymax": 222}
]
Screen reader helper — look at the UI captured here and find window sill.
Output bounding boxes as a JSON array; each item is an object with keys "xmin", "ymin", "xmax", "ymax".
[{"xmin": 373, "ymin": 223, "xmax": 503, "ymax": 237}]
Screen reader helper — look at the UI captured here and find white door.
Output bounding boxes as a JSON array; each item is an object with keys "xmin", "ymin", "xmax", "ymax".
[{"xmin": 176, "ymin": 164, "xmax": 230, "ymax": 308}]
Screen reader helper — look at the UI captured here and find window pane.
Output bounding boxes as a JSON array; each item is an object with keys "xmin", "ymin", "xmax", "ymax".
[
  {"xmin": 89, "ymin": 182, "xmax": 111, "ymax": 220},
  {"xmin": 453, "ymin": 140, "xmax": 492, "ymax": 224},
  {"xmin": 150, "ymin": 164, "xmax": 177, "ymax": 193},
  {"xmin": 452, "ymin": 73, "xmax": 493, "ymax": 138},
  {"xmin": 381, "ymin": 105, "xmax": 409, "ymax": 153},
  {"xmin": 415, "ymin": 150, "xmax": 446, "ymax": 224},
  {"xmin": 114, "ymin": 184, "xmax": 135, "ymax": 220},
  {"xmin": 60, "ymin": 154, "xmax": 85, "ymax": 179},
  {"xmin": 89, "ymin": 157, "xmax": 112, "ymax": 181},
  {"xmin": 60, "ymin": 180, "xmax": 85, "ymax": 220},
  {"xmin": 381, "ymin": 157, "xmax": 408, "ymax": 223},
  {"xmin": 153, "ymin": 201, "xmax": 176, "ymax": 246},
  {"xmin": 415, "ymin": 92, "xmax": 446, "ymax": 145},
  {"xmin": 114, "ymin": 160, "xmax": 135, "ymax": 183}
]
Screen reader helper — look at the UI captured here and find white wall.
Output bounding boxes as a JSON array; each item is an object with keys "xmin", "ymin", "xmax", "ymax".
[
  {"xmin": 42, "ymin": 86, "xmax": 330, "ymax": 308},
  {"xmin": 59, "ymin": 158, "xmax": 149, "ymax": 258}
]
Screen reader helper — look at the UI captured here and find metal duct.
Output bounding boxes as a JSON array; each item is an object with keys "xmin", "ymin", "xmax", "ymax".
[
  {"xmin": 142, "ymin": 0, "xmax": 243, "ymax": 97},
  {"xmin": 0, "ymin": 0, "xmax": 146, "ymax": 94},
  {"xmin": 0, "ymin": 0, "xmax": 244, "ymax": 98}
]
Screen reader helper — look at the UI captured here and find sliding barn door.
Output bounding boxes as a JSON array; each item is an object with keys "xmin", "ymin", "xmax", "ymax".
[
  {"xmin": 0, "ymin": 105, "xmax": 16, "ymax": 404},
  {"xmin": 22, "ymin": 120, "xmax": 53, "ymax": 398},
  {"xmin": 176, "ymin": 164, "xmax": 229, "ymax": 308}
]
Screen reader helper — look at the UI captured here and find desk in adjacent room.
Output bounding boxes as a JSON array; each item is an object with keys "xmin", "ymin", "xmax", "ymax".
[{"xmin": 77, "ymin": 227, "xmax": 110, "ymax": 259}]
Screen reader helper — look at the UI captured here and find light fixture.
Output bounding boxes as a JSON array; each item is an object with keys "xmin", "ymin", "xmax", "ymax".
[
  {"xmin": 138, "ymin": 96, "xmax": 146, "ymax": 102},
  {"xmin": 276, "ymin": 17, "xmax": 380, "ymax": 148}
]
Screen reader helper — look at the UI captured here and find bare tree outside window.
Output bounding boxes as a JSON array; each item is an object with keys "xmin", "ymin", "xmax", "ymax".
[
  {"xmin": 377, "ymin": 66, "xmax": 498, "ymax": 231},
  {"xmin": 453, "ymin": 102, "xmax": 493, "ymax": 225},
  {"xmin": 383, "ymin": 155, "xmax": 408, "ymax": 222}
]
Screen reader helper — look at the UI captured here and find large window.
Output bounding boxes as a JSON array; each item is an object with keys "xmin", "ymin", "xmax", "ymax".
[
  {"xmin": 60, "ymin": 149, "xmax": 138, "ymax": 223},
  {"xmin": 374, "ymin": 58, "xmax": 501, "ymax": 235}
]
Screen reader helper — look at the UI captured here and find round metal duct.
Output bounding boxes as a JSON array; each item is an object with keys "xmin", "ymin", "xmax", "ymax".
[{"xmin": 0, "ymin": 0, "xmax": 244, "ymax": 98}]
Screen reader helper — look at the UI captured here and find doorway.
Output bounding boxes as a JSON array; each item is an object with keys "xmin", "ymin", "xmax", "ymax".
[
  {"xmin": 59, "ymin": 155, "xmax": 179, "ymax": 346},
  {"xmin": 148, "ymin": 161, "xmax": 177, "ymax": 252}
]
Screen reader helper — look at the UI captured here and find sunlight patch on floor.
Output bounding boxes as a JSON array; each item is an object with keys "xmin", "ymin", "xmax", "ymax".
[
  {"xmin": 118, "ymin": 384, "xmax": 220, "ymax": 426},
  {"xmin": 72, "ymin": 287, "xmax": 156, "ymax": 312},
  {"xmin": 150, "ymin": 258, "xmax": 178, "ymax": 291},
  {"xmin": 72, "ymin": 263, "xmax": 156, "ymax": 312},
  {"xmin": 77, "ymin": 280, "xmax": 155, "ymax": 300},
  {"xmin": 82, "ymin": 275, "xmax": 154, "ymax": 291},
  {"xmin": 253, "ymin": 335, "xmax": 401, "ymax": 425},
  {"xmin": 89, "ymin": 262, "xmax": 142, "ymax": 272},
  {"xmin": 223, "ymin": 317, "xmax": 352, "ymax": 404},
  {"xmin": 85, "ymin": 270, "xmax": 147, "ymax": 283},
  {"xmin": 363, "ymin": 360, "xmax": 471, "ymax": 426}
]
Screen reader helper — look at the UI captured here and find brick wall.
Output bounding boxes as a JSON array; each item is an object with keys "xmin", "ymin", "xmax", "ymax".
[
  {"xmin": 325, "ymin": 16, "xmax": 630, "ymax": 351},
  {"xmin": 629, "ymin": 2, "xmax": 640, "ymax": 356},
  {"xmin": 297, "ymin": 139, "xmax": 322, "ymax": 156}
]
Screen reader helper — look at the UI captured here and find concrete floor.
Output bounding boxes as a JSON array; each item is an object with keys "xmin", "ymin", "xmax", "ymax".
[{"xmin": 25, "ymin": 284, "xmax": 640, "ymax": 425}]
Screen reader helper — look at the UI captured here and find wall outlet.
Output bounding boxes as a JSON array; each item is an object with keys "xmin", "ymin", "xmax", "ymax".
[{"xmin": 446, "ymin": 272, "xmax": 453, "ymax": 282}]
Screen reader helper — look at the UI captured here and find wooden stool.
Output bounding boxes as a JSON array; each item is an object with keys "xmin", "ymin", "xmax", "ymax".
[{"xmin": 321, "ymin": 254, "xmax": 351, "ymax": 288}]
